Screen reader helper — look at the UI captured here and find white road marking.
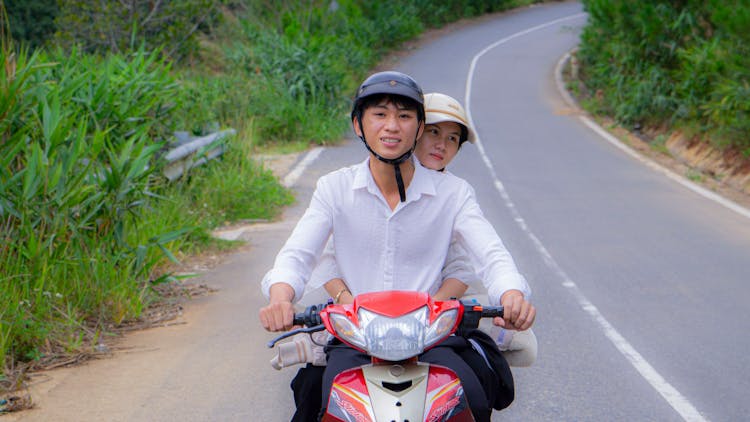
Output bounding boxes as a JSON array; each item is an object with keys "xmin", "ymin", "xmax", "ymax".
[
  {"xmin": 553, "ymin": 52, "xmax": 750, "ymax": 221},
  {"xmin": 465, "ymin": 13, "xmax": 708, "ymax": 422},
  {"xmin": 283, "ymin": 147, "xmax": 325, "ymax": 187}
]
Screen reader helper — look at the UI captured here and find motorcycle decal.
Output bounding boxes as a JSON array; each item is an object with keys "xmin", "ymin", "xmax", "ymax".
[
  {"xmin": 335, "ymin": 367, "xmax": 369, "ymax": 394},
  {"xmin": 425, "ymin": 365, "xmax": 462, "ymax": 392},
  {"xmin": 424, "ymin": 367, "xmax": 470, "ymax": 421},
  {"xmin": 327, "ymin": 370, "xmax": 375, "ymax": 422},
  {"xmin": 328, "ymin": 390, "xmax": 373, "ymax": 422}
]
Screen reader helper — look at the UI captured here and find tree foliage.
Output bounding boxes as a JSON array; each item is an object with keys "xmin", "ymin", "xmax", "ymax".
[
  {"xmin": 3, "ymin": 0, "xmax": 58, "ymax": 49},
  {"xmin": 53, "ymin": 0, "xmax": 222, "ymax": 61}
]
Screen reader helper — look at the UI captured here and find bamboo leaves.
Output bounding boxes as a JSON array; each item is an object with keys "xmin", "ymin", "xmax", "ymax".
[{"xmin": 0, "ymin": 45, "xmax": 181, "ymax": 368}]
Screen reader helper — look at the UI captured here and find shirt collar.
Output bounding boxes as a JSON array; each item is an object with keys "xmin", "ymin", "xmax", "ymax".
[
  {"xmin": 352, "ymin": 156, "xmax": 437, "ymax": 201},
  {"xmin": 352, "ymin": 157, "xmax": 371, "ymax": 190},
  {"xmin": 409, "ymin": 155, "xmax": 437, "ymax": 200}
]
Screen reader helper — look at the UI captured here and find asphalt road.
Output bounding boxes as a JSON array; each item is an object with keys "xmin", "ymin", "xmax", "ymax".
[{"xmin": 13, "ymin": 1, "xmax": 750, "ymax": 421}]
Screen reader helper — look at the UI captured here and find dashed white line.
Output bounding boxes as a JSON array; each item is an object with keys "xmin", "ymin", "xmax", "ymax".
[
  {"xmin": 465, "ymin": 12, "xmax": 708, "ymax": 422},
  {"xmin": 283, "ymin": 147, "xmax": 325, "ymax": 188}
]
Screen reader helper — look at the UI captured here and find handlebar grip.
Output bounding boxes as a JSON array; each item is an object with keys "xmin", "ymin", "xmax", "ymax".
[
  {"xmin": 481, "ymin": 305, "xmax": 504, "ymax": 319},
  {"xmin": 458, "ymin": 302, "xmax": 505, "ymax": 333},
  {"xmin": 292, "ymin": 303, "xmax": 326, "ymax": 327},
  {"xmin": 268, "ymin": 305, "xmax": 327, "ymax": 348}
]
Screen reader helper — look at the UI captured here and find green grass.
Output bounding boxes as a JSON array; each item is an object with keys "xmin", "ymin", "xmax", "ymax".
[
  {"xmin": 650, "ymin": 134, "xmax": 671, "ymax": 156},
  {"xmin": 0, "ymin": 42, "xmax": 292, "ymax": 378},
  {"xmin": 1, "ymin": 0, "xmax": 546, "ymax": 385},
  {"xmin": 686, "ymin": 169, "xmax": 705, "ymax": 183}
]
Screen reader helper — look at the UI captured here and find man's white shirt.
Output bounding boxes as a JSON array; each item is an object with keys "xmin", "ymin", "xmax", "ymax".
[{"xmin": 261, "ymin": 156, "xmax": 530, "ymax": 305}]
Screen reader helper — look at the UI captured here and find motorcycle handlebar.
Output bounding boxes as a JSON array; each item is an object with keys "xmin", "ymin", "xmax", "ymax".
[
  {"xmin": 267, "ymin": 303, "xmax": 328, "ymax": 348},
  {"xmin": 292, "ymin": 300, "xmax": 503, "ymax": 328},
  {"xmin": 269, "ymin": 298, "xmax": 503, "ymax": 348},
  {"xmin": 459, "ymin": 300, "xmax": 503, "ymax": 332},
  {"xmin": 292, "ymin": 303, "xmax": 326, "ymax": 327},
  {"xmin": 480, "ymin": 305, "xmax": 504, "ymax": 319}
]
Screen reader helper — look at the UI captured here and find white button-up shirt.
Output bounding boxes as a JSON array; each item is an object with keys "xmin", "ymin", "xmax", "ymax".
[{"xmin": 261, "ymin": 156, "xmax": 530, "ymax": 305}]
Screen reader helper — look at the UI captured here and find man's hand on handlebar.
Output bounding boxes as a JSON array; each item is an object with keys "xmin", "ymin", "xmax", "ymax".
[
  {"xmin": 259, "ymin": 283, "xmax": 296, "ymax": 332},
  {"xmin": 498, "ymin": 289, "xmax": 536, "ymax": 331}
]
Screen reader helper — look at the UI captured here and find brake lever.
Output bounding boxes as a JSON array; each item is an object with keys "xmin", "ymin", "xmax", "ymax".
[{"xmin": 266, "ymin": 324, "xmax": 326, "ymax": 348}]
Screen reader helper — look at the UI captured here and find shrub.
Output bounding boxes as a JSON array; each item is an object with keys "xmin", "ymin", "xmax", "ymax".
[
  {"xmin": 52, "ymin": 0, "xmax": 222, "ymax": 62},
  {"xmin": 4, "ymin": 0, "xmax": 58, "ymax": 49},
  {"xmin": 578, "ymin": 0, "xmax": 750, "ymax": 155},
  {"xmin": 0, "ymin": 44, "xmax": 181, "ymax": 369}
]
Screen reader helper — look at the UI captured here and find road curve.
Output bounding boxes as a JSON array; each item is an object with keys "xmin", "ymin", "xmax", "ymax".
[
  {"xmin": 398, "ymin": 2, "xmax": 750, "ymax": 421},
  {"xmin": 13, "ymin": 2, "xmax": 750, "ymax": 421}
]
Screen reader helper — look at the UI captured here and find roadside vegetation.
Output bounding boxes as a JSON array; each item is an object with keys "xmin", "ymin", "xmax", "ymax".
[
  {"xmin": 1, "ymin": 0, "xmax": 541, "ymax": 397},
  {"xmin": 574, "ymin": 0, "xmax": 750, "ymax": 159}
]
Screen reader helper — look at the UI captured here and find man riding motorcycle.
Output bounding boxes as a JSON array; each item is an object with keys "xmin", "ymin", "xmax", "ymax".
[{"xmin": 259, "ymin": 71, "xmax": 536, "ymax": 421}]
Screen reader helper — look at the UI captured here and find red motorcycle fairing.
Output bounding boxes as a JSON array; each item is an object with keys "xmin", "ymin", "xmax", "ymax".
[
  {"xmin": 354, "ymin": 291, "xmax": 434, "ymax": 318},
  {"xmin": 424, "ymin": 365, "xmax": 473, "ymax": 421},
  {"xmin": 322, "ymin": 363, "xmax": 473, "ymax": 422},
  {"xmin": 324, "ymin": 368, "xmax": 374, "ymax": 422},
  {"xmin": 319, "ymin": 290, "xmax": 463, "ymax": 353}
]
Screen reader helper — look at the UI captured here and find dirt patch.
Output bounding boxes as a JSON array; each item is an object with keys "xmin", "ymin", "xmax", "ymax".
[
  {"xmin": 0, "ymin": 255, "xmax": 223, "ymax": 413},
  {"xmin": 665, "ymin": 132, "xmax": 750, "ymax": 194},
  {"xmin": 253, "ymin": 152, "xmax": 304, "ymax": 181}
]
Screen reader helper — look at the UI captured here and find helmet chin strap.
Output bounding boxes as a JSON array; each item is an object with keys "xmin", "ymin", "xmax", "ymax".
[
  {"xmin": 357, "ymin": 119, "xmax": 417, "ymax": 203},
  {"xmin": 359, "ymin": 136, "xmax": 414, "ymax": 202}
]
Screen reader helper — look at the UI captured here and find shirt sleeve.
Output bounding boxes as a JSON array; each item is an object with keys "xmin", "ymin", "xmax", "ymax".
[
  {"xmin": 453, "ymin": 184, "xmax": 531, "ymax": 305},
  {"xmin": 441, "ymin": 237, "xmax": 482, "ymax": 293},
  {"xmin": 261, "ymin": 178, "xmax": 335, "ymax": 303},
  {"xmin": 307, "ymin": 237, "xmax": 342, "ymax": 290}
]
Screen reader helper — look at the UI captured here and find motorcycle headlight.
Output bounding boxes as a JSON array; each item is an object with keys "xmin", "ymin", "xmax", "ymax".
[
  {"xmin": 358, "ymin": 306, "xmax": 428, "ymax": 361},
  {"xmin": 329, "ymin": 312, "xmax": 367, "ymax": 350},
  {"xmin": 424, "ymin": 308, "xmax": 458, "ymax": 348},
  {"xmin": 329, "ymin": 304, "xmax": 460, "ymax": 361}
]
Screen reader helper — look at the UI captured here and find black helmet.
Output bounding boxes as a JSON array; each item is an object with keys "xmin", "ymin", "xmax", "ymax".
[
  {"xmin": 351, "ymin": 71, "xmax": 425, "ymax": 203},
  {"xmin": 351, "ymin": 71, "xmax": 425, "ymax": 122}
]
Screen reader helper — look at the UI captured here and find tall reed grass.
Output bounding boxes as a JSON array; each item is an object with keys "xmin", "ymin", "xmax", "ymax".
[
  {"xmin": 0, "ymin": 42, "xmax": 292, "ymax": 374},
  {"xmin": 0, "ymin": 43, "xmax": 180, "ymax": 368},
  {"xmin": 578, "ymin": 0, "xmax": 750, "ymax": 155}
]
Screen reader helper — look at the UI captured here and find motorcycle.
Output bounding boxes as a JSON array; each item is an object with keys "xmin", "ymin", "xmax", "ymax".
[{"xmin": 267, "ymin": 290, "xmax": 504, "ymax": 422}]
